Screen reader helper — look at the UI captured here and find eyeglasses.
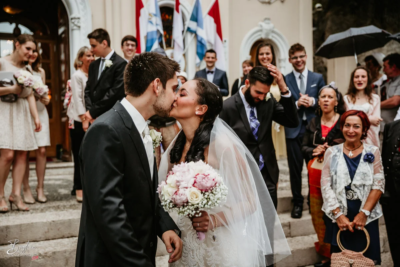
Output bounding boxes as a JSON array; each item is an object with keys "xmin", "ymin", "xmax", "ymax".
[{"xmin": 290, "ymin": 55, "xmax": 306, "ymax": 61}]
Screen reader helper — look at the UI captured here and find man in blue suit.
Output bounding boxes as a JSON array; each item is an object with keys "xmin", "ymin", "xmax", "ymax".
[
  {"xmin": 195, "ymin": 49, "xmax": 229, "ymax": 96},
  {"xmin": 285, "ymin": 43, "xmax": 325, "ymax": 218}
]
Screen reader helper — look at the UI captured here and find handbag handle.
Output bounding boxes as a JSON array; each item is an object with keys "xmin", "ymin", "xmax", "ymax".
[{"xmin": 336, "ymin": 228, "xmax": 370, "ymax": 254}]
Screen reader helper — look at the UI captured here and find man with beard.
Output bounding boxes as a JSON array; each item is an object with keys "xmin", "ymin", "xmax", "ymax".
[
  {"xmin": 76, "ymin": 52, "xmax": 182, "ymax": 267},
  {"xmin": 219, "ymin": 66, "xmax": 298, "ymax": 207}
]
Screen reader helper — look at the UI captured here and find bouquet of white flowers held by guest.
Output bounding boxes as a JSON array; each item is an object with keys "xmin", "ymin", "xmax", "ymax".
[
  {"xmin": 157, "ymin": 160, "xmax": 228, "ymax": 240},
  {"xmin": 14, "ymin": 70, "xmax": 49, "ymax": 96}
]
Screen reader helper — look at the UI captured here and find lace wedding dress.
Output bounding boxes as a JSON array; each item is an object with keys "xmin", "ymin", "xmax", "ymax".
[{"xmin": 158, "ymin": 118, "xmax": 291, "ymax": 267}]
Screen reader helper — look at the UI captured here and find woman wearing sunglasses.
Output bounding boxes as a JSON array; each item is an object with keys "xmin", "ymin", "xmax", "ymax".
[{"xmin": 302, "ymin": 82, "xmax": 346, "ymax": 267}]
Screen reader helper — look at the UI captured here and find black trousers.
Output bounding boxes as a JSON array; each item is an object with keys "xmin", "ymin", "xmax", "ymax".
[
  {"xmin": 70, "ymin": 120, "xmax": 85, "ymax": 190},
  {"xmin": 261, "ymin": 166, "xmax": 277, "ymax": 209},
  {"xmin": 382, "ymin": 201, "xmax": 400, "ymax": 266},
  {"xmin": 285, "ymin": 120, "xmax": 307, "ymax": 206}
]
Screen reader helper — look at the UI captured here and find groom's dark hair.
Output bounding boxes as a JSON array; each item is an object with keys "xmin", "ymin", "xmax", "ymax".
[
  {"xmin": 124, "ymin": 52, "xmax": 180, "ymax": 96},
  {"xmin": 247, "ymin": 66, "xmax": 274, "ymax": 86}
]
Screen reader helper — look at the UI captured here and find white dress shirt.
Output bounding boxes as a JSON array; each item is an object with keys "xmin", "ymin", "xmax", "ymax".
[
  {"xmin": 293, "ymin": 68, "xmax": 314, "ymax": 119},
  {"xmin": 99, "ymin": 49, "xmax": 115, "ymax": 74},
  {"xmin": 238, "ymin": 85, "xmax": 291, "ymax": 123},
  {"xmin": 120, "ymin": 98, "xmax": 154, "ymax": 179},
  {"xmin": 206, "ymin": 67, "xmax": 216, "ymax": 83}
]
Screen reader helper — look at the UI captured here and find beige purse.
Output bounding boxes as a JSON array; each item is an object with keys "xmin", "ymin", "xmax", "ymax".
[{"xmin": 331, "ymin": 228, "xmax": 375, "ymax": 267}]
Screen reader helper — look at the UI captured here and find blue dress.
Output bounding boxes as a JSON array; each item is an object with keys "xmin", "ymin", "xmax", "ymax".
[{"xmin": 324, "ymin": 153, "xmax": 381, "ymax": 265}]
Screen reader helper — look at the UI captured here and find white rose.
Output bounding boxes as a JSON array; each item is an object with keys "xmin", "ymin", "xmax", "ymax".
[
  {"xmin": 162, "ymin": 184, "xmax": 177, "ymax": 200},
  {"xmin": 105, "ymin": 59, "xmax": 113, "ymax": 68},
  {"xmin": 186, "ymin": 187, "xmax": 203, "ymax": 204},
  {"xmin": 33, "ymin": 80, "xmax": 41, "ymax": 89},
  {"xmin": 17, "ymin": 76, "xmax": 25, "ymax": 84},
  {"xmin": 166, "ymin": 174, "xmax": 178, "ymax": 188}
]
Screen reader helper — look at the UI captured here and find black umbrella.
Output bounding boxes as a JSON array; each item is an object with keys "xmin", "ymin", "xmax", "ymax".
[
  {"xmin": 315, "ymin": 25, "xmax": 391, "ymax": 63},
  {"xmin": 388, "ymin": 32, "xmax": 400, "ymax": 42}
]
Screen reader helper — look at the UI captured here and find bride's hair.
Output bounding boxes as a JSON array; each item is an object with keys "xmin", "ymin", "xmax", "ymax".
[{"xmin": 170, "ymin": 78, "xmax": 223, "ymax": 163}]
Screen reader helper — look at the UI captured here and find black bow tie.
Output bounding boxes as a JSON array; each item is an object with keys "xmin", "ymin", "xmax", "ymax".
[{"xmin": 207, "ymin": 70, "xmax": 214, "ymax": 74}]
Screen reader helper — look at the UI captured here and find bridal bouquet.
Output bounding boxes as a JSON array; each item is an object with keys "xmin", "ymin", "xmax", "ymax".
[
  {"xmin": 14, "ymin": 70, "xmax": 48, "ymax": 96},
  {"xmin": 158, "ymin": 160, "xmax": 228, "ymax": 240}
]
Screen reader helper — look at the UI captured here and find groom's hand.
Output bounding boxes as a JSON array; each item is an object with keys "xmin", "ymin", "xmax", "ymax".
[{"xmin": 162, "ymin": 230, "xmax": 182, "ymax": 263}]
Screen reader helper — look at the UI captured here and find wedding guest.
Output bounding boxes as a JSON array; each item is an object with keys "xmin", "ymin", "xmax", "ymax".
[
  {"xmin": 121, "ymin": 35, "xmax": 137, "ymax": 62},
  {"xmin": 381, "ymin": 120, "xmax": 400, "ymax": 266},
  {"xmin": 255, "ymin": 42, "xmax": 286, "ymax": 160},
  {"xmin": 0, "ymin": 34, "xmax": 41, "ymax": 212},
  {"xmin": 219, "ymin": 66, "xmax": 298, "ymax": 208},
  {"xmin": 381, "ymin": 53, "xmax": 400, "ymax": 130},
  {"xmin": 83, "ymin": 28, "xmax": 127, "ymax": 131},
  {"xmin": 194, "ymin": 49, "xmax": 229, "ymax": 96},
  {"xmin": 364, "ymin": 53, "xmax": 386, "ymax": 92},
  {"xmin": 67, "ymin": 46, "xmax": 94, "ymax": 202},
  {"xmin": 23, "ymin": 48, "xmax": 51, "ymax": 204},
  {"xmin": 344, "ymin": 66, "xmax": 381, "ymax": 147},
  {"xmin": 302, "ymin": 83, "xmax": 345, "ymax": 267},
  {"xmin": 321, "ymin": 110, "xmax": 384, "ymax": 265},
  {"xmin": 231, "ymin": 60, "xmax": 253, "ymax": 96},
  {"xmin": 285, "ymin": 43, "xmax": 326, "ymax": 218},
  {"xmin": 177, "ymin": 72, "xmax": 187, "ymax": 84}
]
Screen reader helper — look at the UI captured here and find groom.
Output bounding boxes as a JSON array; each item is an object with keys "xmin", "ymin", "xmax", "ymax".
[{"xmin": 75, "ymin": 52, "xmax": 182, "ymax": 267}]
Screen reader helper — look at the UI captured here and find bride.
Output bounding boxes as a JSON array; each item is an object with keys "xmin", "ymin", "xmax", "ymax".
[{"xmin": 158, "ymin": 78, "xmax": 291, "ymax": 266}]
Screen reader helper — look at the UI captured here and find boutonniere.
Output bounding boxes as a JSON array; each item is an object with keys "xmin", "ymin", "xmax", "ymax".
[
  {"xmin": 363, "ymin": 152, "xmax": 375, "ymax": 163},
  {"xmin": 265, "ymin": 92, "xmax": 271, "ymax": 102},
  {"xmin": 104, "ymin": 59, "xmax": 113, "ymax": 68},
  {"xmin": 149, "ymin": 129, "xmax": 162, "ymax": 150}
]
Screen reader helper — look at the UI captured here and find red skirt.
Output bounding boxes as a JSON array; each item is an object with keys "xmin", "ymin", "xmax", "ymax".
[{"xmin": 308, "ymin": 157, "xmax": 331, "ymax": 258}]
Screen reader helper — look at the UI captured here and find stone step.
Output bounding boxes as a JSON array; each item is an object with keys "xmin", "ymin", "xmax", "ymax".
[{"xmin": 277, "ymin": 189, "xmax": 309, "ymax": 214}]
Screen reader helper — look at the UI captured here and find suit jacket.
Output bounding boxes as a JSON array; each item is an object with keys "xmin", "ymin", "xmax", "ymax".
[
  {"xmin": 219, "ymin": 92, "xmax": 298, "ymax": 184},
  {"xmin": 381, "ymin": 120, "xmax": 400, "ymax": 204},
  {"xmin": 195, "ymin": 68, "xmax": 229, "ymax": 96},
  {"xmin": 75, "ymin": 102, "xmax": 179, "ymax": 267},
  {"xmin": 284, "ymin": 70, "xmax": 325, "ymax": 139},
  {"xmin": 84, "ymin": 52, "xmax": 127, "ymax": 119}
]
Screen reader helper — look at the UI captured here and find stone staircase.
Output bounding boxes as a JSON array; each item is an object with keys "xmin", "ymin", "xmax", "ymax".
[{"xmin": 0, "ymin": 161, "xmax": 393, "ymax": 267}]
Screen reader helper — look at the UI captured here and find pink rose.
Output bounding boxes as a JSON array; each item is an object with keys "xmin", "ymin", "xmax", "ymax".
[
  {"xmin": 194, "ymin": 174, "xmax": 217, "ymax": 192},
  {"xmin": 35, "ymin": 87, "xmax": 44, "ymax": 95},
  {"xmin": 171, "ymin": 189, "xmax": 188, "ymax": 207},
  {"xmin": 14, "ymin": 71, "xmax": 21, "ymax": 78},
  {"xmin": 24, "ymin": 76, "xmax": 34, "ymax": 87}
]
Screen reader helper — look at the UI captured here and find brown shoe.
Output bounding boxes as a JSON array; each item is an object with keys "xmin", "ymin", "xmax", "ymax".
[
  {"xmin": 9, "ymin": 194, "xmax": 29, "ymax": 211},
  {"xmin": 0, "ymin": 196, "xmax": 9, "ymax": 213}
]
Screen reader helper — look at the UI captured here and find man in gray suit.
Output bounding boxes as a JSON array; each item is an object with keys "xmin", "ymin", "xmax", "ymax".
[{"xmin": 195, "ymin": 49, "xmax": 229, "ymax": 96}]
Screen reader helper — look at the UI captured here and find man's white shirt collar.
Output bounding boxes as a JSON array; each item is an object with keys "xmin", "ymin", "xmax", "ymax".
[
  {"xmin": 239, "ymin": 85, "xmax": 252, "ymax": 110},
  {"xmin": 120, "ymin": 98, "xmax": 147, "ymax": 136},
  {"xmin": 293, "ymin": 68, "xmax": 308, "ymax": 80}
]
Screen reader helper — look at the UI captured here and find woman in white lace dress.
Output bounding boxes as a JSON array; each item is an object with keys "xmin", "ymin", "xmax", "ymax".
[
  {"xmin": 0, "ymin": 34, "xmax": 41, "ymax": 212},
  {"xmin": 158, "ymin": 78, "xmax": 291, "ymax": 267},
  {"xmin": 321, "ymin": 110, "xmax": 384, "ymax": 264},
  {"xmin": 344, "ymin": 66, "xmax": 381, "ymax": 147},
  {"xmin": 23, "ymin": 49, "xmax": 51, "ymax": 204}
]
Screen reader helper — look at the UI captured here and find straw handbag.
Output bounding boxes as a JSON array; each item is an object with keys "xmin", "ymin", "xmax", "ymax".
[{"xmin": 331, "ymin": 228, "xmax": 375, "ymax": 266}]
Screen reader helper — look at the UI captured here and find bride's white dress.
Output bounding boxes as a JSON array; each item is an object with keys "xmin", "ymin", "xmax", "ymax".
[{"xmin": 158, "ymin": 118, "xmax": 291, "ymax": 267}]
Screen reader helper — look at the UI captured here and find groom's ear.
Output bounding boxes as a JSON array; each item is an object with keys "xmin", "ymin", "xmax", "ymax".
[
  {"xmin": 196, "ymin": 105, "xmax": 208, "ymax": 116},
  {"xmin": 152, "ymin": 78, "xmax": 161, "ymax": 96}
]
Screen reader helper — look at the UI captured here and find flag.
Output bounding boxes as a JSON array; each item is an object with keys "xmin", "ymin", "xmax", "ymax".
[
  {"xmin": 135, "ymin": 0, "xmax": 148, "ymax": 54},
  {"xmin": 205, "ymin": 0, "xmax": 225, "ymax": 70},
  {"xmin": 146, "ymin": 0, "xmax": 164, "ymax": 52},
  {"xmin": 187, "ymin": 0, "xmax": 207, "ymax": 66},
  {"xmin": 172, "ymin": 0, "xmax": 184, "ymax": 63}
]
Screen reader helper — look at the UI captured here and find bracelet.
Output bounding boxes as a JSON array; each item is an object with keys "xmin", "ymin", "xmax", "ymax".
[
  {"xmin": 281, "ymin": 88, "xmax": 290, "ymax": 95},
  {"xmin": 334, "ymin": 211, "xmax": 343, "ymax": 220}
]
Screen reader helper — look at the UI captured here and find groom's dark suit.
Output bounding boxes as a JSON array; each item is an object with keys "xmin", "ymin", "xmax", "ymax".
[
  {"xmin": 219, "ymin": 90, "xmax": 298, "ymax": 207},
  {"xmin": 75, "ymin": 102, "xmax": 179, "ymax": 267},
  {"xmin": 84, "ymin": 51, "xmax": 127, "ymax": 119}
]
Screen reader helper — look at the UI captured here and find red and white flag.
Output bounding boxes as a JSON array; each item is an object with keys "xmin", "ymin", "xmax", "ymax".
[
  {"xmin": 173, "ymin": 0, "xmax": 184, "ymax": 63},
  {"xmin": 205, "ymin": 0, "xmax": 225, "ymax": 70},
  {"xmin": 135, "ymin": 0, "xmax": 148, "ymax": 54}
]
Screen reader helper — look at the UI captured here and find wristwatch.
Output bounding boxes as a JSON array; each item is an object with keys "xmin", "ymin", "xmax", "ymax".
[
  {"xmin": 281, "ymin": 87, "xmax": 290, "ymax": 95},
  {"xmin": 361, "ymin": 209, "xmax": 370, "ymax": 216}
]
